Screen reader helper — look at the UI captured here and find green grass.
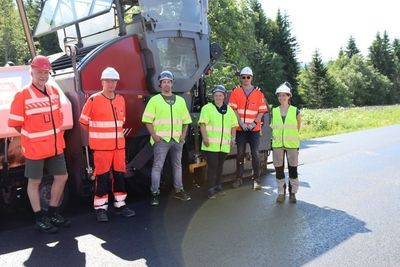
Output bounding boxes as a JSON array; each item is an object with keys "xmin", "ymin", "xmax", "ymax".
[{"xmin": 300, "ymin": 105, "xmax": 400, "ymax": 140}]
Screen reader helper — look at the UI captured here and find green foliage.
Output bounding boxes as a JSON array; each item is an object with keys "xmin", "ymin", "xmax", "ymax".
[
  {"xmin": 0, "ymin": 0, "xmax": 31, "ymax": 65},
  {"xmin": 300, "ymin": 105, "xmax": 400, "ymax": 140},
  {"xmin": 345, "ymin": 36, "xmax": 360, "ymax": 58}
]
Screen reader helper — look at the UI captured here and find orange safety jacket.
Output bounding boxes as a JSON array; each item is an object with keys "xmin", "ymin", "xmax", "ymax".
[
  {"xmin": 8, "ymin": 83, "xmax": 65, "ymax": 160},
  {"xmin": 228, "ymin": 86, "xmax": 269, "ymax": 131},
  {"xmin": 79, "ymin": 92, "xmax": 126, "ymax": 150}
]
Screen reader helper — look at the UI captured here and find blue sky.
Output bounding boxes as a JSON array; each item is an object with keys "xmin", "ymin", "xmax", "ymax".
[{"xmin": 259, "ymin": 0, "xmax": 400, "ymax": 63}]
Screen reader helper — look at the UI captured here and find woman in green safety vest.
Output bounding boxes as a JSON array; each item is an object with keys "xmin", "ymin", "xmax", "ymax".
[
  {"xmin": 199, "ymin": 85, "xmax": 238, "ymax": 199},
  {"xmin": 271, "ymin": 82, "xmax": 302, "ymax": 204}
]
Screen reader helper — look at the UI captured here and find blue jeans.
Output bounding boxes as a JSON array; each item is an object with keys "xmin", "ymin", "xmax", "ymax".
[
  {"xmin": 151, "ymin": 140, "xmax": 184, "ymax": 193},
  {"xmin": 236, "ymin": 131, "xmax": 260, "ymax": 181}
]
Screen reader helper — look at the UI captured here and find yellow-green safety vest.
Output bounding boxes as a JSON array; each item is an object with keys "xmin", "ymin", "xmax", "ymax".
[
  {"xmin": 142, "ymin": 94, "xmax": 192, "ymax": 144},
  {"xmin": 271, "ymin": 105, "xmax": 300, "ymax": 148},
  {"xmin": 198, "ymin": 103, "xmax": 238, "ymax": 153}
]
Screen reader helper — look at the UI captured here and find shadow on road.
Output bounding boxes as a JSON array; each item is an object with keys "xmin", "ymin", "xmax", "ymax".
[{"xmin": 0, "ymin": 177, "xmax": 370, "ymax": 267}]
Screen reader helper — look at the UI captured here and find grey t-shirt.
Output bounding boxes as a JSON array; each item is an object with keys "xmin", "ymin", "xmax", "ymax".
[
  {"xmin": 162, "ymin": 94, "xmax": 176, "ymax": 105},
  {"xmin": 243, "ymin": 86, "xmax": 255, "ymax": 96}
]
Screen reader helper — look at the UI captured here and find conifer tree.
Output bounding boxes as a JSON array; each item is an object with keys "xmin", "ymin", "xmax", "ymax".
[{"xmin": 345, "ymin": 36, "xmax": 360, "ymax": 58}]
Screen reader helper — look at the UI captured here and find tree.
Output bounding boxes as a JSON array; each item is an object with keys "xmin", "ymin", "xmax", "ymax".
[
  {"xmin": 368, "ymin": 31, "xmax": 395, "ymax": 79},
  {"xmin": 0, "ymin": 0, "xmax": 31, "ymax": 65},
  {"xmin": 298, "ymin": 50, "xmax": 336, "ymax": 108},
  {"xmin": 345, "ymin": 36, "xmax": 360, "ymax": 58}
]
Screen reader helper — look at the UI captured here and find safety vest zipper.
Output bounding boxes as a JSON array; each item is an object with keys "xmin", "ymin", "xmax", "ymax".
[
  {"xmin": 170, "ymin": 103, "xmax": 173, "ymax": 140},
  {"xmin": 47, "ymin": 93, "xmax": 58, "ymax": 156},
  {"xmin": 220, "ymin": 113, "xmax": 225, "ymax": 149},
  {"xmin": 110, "ymin": 99, "xmax": 118, "ymax": 149}
]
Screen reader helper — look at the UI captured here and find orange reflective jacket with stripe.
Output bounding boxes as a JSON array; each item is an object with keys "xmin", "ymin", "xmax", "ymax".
[
  {"xmin": 79, "ymin": 92, "xmax": 125, "ymax": 150},
  {"xmin": 228, "ymin": 86, "xmax": 269, "ymax": 131},
  {"xmin": 8, "ymin": 84, "xmax": 65, "ymax": 160}
]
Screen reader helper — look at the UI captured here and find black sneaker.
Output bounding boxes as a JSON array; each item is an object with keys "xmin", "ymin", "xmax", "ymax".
[
  {"xmin": 49, "ymin": 213, "xmax": 71, "ymax": 228},
  {"xmin": 151, "ymin": 192, "xmax": 160, "ymax": 206},
  {"xmin": 289, "ymin": 193, "xmax": 297, "ymax": 204},
  {"xmin": 115, "ymin": 206, "xmax": 136, "ymax": 217},
  {"xmin": 35, "ymin": 217, "xmax": 58, "ymax": 234},
  {"xmin": 96, "ymin": 209, "xmax": 109, "ymax": 222},
  {"xmin": 174, "ymin": 190, "xmax": 191, "ymax": 201}
]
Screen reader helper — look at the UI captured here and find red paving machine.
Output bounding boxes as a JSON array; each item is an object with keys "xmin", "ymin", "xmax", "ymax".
[{"xmin": 0, "ymin": 0, "xmax": 271, "ymax": 211}]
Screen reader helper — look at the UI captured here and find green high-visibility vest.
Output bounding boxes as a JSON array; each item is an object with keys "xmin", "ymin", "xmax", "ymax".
[
  {"xmin": 271, "ymin": 105, "xmax": 300, "ymax": 148},
  {"xmin": 198, "ymin": 103, "xmax": 238, "ymax": 153},
  {"xmin": 142, "ymin": 94, "xmax": 192, "ymax": 144}
]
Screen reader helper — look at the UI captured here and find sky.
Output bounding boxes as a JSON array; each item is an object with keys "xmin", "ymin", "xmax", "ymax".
[{"xmin": 259, "ymin": 0, "xmax": 400, "ymax": 63}]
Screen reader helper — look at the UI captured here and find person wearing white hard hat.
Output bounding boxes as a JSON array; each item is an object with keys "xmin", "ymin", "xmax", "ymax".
[
  {"xmin": 199, "ymin": 85, "xmax": 238, "ymax": 198},
  {"xmin": 142, "ymin": 70, "xmax": 192, "ymax": 206},
  {"xmin": 80, "ymin": 67, "xmax": 136, "ymax": 222},
  {"xmin": 271, "ymin": 82, "xmax": 301, "ymax": 203},
  {"xmin": 228, "ymin": 66, "xmax": 269, "ymax": 190}
]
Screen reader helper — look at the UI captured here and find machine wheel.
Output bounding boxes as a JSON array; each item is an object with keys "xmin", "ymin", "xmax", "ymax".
[{"xmin": 39, "ymin": 176, "xmax": 69, "ymax": 212}]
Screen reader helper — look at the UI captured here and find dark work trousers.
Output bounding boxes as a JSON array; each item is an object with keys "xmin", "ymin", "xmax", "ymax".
[
  {"xmin": 236, "ymin": 130, "xmax": 260, "ymax": 181},
  {"xmin": 203, "ymin": 151, "xmax": 228, "ymax": 193},
  {"xmin": 94, "ymin": 170, "xmax": 127, "ymax": 210}
]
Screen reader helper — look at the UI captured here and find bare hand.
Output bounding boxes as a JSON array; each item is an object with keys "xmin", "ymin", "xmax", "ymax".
[
  {"xmin": 152, "ymin": 134, "xmax": 162, "ymax": 142},
  {"xmin": 203, "ymin": 137, "xmax": 210, "ymax": 147}
]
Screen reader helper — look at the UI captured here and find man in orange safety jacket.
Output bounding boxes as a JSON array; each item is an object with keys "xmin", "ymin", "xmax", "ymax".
[
  {"xmin": 8, "ymin": 55, "xmax": 70, "ymax": 234},
  {"xmin": 228, "ymin": 66, "xmax": 269, "ymax": 190},
  {"xmin": 79, "ymin": 67, "xmax": 135, "ymax": 222}
]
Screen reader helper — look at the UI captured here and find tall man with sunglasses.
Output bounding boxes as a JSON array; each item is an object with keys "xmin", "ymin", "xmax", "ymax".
[{"xmin": 228, "ymin": 67, "xmax": 269, "ymax": 190}]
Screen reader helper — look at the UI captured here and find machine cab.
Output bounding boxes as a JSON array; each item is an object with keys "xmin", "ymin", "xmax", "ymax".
[{"xmin": 34, "ymin": 0, "xmax": 211, "ymax": 93}]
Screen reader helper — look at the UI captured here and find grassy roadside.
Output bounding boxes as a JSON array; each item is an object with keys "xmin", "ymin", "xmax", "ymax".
[{"xmin": 300, "ymin": 105, "xmax": 400, "ymax": 140}]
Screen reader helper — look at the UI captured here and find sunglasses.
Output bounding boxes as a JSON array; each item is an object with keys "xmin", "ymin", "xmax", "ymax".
[{"xmin": 241, "ymin": 76, "xmax": 252, "ymax": 80}]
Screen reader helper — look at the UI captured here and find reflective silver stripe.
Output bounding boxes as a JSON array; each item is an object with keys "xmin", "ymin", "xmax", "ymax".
[
  {"xmin": 143, "ymin": 112, "xmax": 155, "ymax": 119},
  {"xmin": 205, "ymin": 125, "xmax": 231, "ymax": 135},
  {"xmin": 154, "ymin": 118, "xmax": 182, "ymax": 125},
  {"xmin": 208, "ymin": 137, "xmax": 230, "ymax": 145},
  {"xmin": 271, "ymin": 124, "xmax": 298, "ymax": 130},
  {"xmin": 89, "ymin": 132, "xmax": 124, "ymax": 139},
  {"xmin": 80, "ymin": 114, "xmax": 90, "ymax": 121},
  {"xmin": 244, "ymin": 118, "xmax": 255, "ymax": 123},
  {"xmin": 237, "ymin": 109, "xmax": 258, "ymax": 115},
  {"xmin": 25, "ymin": 104, "xmax": 59, "ymax": 115},
  {"xmin": 21, "ymin": 128, "xmax": 60, "ymax": 138},
  {"xmin": 25, "ymin": 95, "xmax": 58, "ymax": 104},
  {"xmin": 273, "ymin": 136, "xmax": 300, "ymax": 142},
  {"xmin": 89, "ymin": 120, "xmax": 124, "ymax": 127},
  {"xmin": 9, "ymin": 114, "xmax": 24, "ymax": 121}
]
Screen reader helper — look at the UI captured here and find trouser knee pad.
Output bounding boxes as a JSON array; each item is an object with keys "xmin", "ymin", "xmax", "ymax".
[
  {"xmin": 275, "ymin": 166, "xmax": 285, "ymax": 179},
  {"xmin": 288, "ymin": 166, "xmax": 298, "ymax": 179}
]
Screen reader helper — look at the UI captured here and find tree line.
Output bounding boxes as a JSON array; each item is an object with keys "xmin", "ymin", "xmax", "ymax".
[{"xmin": 1, "ymin": 0, "xmax": 399, "ymax": 108}]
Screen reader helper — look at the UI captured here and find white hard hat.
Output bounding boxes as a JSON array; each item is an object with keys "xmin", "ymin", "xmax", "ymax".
[
  {"xmin": 101, "ymin": 67, "xmax": 120, "ymax": 80},
  {"xmin": 240, "ymin": 66, "xmax": 253, "ymax": 76},
  {"xmin": 275, "ymin": 82, "xmax": 292, "ymax": 96}
]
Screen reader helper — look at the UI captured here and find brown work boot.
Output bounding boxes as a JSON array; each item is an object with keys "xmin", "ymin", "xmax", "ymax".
[{"xmin": 276, "ymin": 194, "xmax": 285, "ymax": 203}]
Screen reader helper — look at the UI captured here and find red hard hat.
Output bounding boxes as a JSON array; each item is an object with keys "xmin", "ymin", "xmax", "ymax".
[{"xmin": 31, "ymin": 55, "xmax": 51, "ymax": 71}]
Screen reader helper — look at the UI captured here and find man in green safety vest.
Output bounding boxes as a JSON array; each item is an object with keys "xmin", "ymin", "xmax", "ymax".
[{"xmin": 142, "ymin": 70, "xmax": 192, "ymax": 206}]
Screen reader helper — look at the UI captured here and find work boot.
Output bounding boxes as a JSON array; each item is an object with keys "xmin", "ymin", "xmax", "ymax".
[
  {"xmin": 115, "ymin": 206, "xmax": 136, "ymax": 217},
  {"xmin": 231, "ymin": 178, "xmax": 243, "ymax": 188},
  {"xmin": 253, "ymin": 180, "xmax": 262, "ymax": 191},
  {"xmin": 207, "ymin": 190, "xmax": 217, "ymax": 199},
  {"xmin": 289, "ymin": 193, "xmax": 297, "ymax": 204},
  {"xmin": 215, "ymin": 186, "xmax": 227, "ymax": 196},
  {"xmin": 35, "ymin": 216, "xmax": 58, "ymax": 234},
  {"xmin": 96, "ymin": 209, "xmax": 109, "ymax": 222},
  {"xmin": 49, "ymin": 213, "xmax": 71, "ymax": 228},
  {"xmin": 150, "ymin": 192, "xmax": 160, "ymax": 206},
  {"xmin": 174, "ymin": 190, "xmax": 191, "ymax": 201},
  {"xmin": 276, "ymin": 194, "xmax": 285, "ymax": 203}
]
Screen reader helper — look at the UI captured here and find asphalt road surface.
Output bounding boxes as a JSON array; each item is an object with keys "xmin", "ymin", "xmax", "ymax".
[{"xmin": 1, "ymin": 125, "xmax": 399, "ymax": 267}]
